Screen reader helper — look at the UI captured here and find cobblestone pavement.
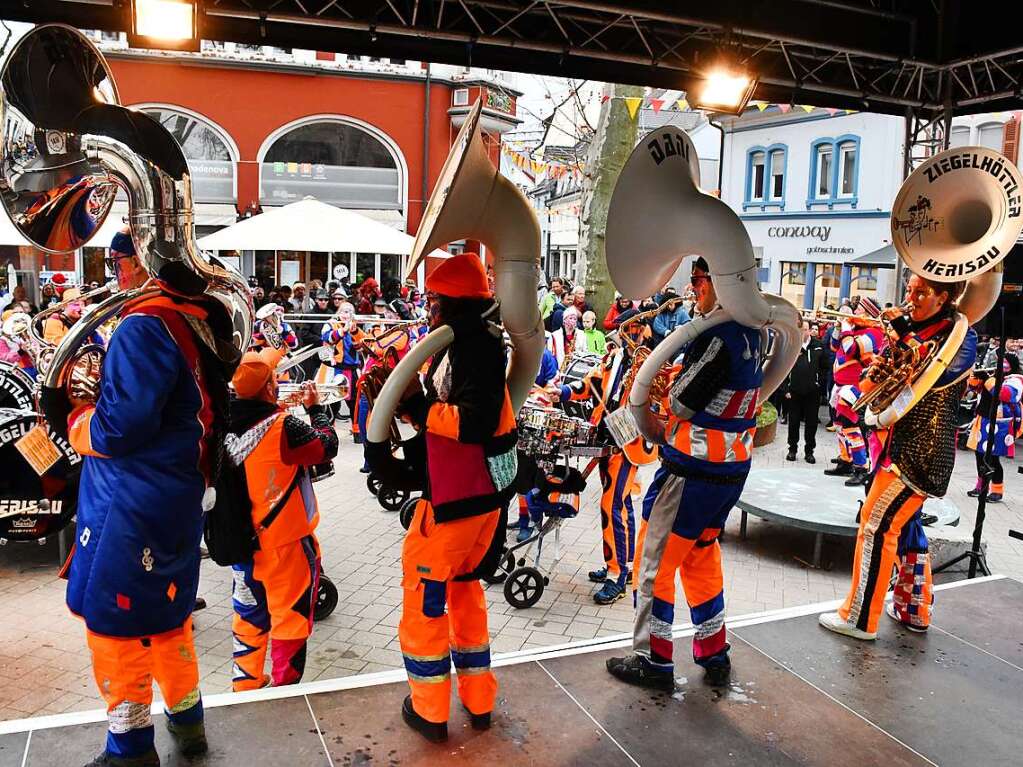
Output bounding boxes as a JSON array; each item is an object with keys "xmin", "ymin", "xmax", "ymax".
[{"xmin": 1, "ymin": 412, "xmax": 1021, "ymax": 720}]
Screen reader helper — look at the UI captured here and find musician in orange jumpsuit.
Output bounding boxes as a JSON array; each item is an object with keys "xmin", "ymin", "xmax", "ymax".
[
  {"xmin": 227, "ymin": 352, "xmax": 338, "ymax": 690},
  {"xmin": 390, "ymin": 253, "xmax": 517, "ymax": 742}
]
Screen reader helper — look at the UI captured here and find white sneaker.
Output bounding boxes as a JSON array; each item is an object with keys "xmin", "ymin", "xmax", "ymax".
[
  {"xmin": 818, "ymin": 611, "xmax": 877, "ymax": 640},
  {"xmin": 885, "ymin": 602, "xmax": 928, "ymax": 633}
]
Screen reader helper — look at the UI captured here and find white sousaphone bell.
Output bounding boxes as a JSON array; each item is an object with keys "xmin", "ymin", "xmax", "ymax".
[
  {"xmin": 604, "ymin": 126, "xmax": 803, "ymax": 445},
  {"xmin": 366, "ymin": 99, "xmax": 544, "ymax": 447},
  {"xmin": 855, "ymin": 145, "xmax": 1023, "ymax": 428}
]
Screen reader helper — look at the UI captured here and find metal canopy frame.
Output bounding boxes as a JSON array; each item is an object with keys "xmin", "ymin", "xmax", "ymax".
[{"xmin": 2, "ymin": 1, "xmax": 1021, "ymax": 118}]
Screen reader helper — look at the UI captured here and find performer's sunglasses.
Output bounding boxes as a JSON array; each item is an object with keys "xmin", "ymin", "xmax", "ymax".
[{"xmin": 104, "ymin": 254, "xmax": 134, "ymax": 270}]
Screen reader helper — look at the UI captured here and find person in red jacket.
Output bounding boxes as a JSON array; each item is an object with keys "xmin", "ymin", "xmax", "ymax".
[
  {"xmin": 603, "ymin": 294, "xmax": 635, "ymax": 331},
  {"xmin": 227, "ymin": 352, "xmax": 339, "ymax": 691}
]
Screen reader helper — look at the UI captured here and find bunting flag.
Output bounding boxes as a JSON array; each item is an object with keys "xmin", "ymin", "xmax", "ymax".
[
  {"xmin": 624, "ymin": 97, "xmax": 643, "ymax": 120},
  {"xmin": 500, "ymin": 143, "xmax": 585, "ymax": 182},
  {"xmin": 753, "ymin": 101, "xmax": 769, "ymax": 111},
  {"xmin": 649, "ymin": 98, "xmax": 664, "ymax": 114},
  {"xmin": 800, "ymin": 104, "xmax": 816, "ymax": 113},
  {"xmin": 600, "ymin": 94, "xmax": 610, "ymax": 103},
  {"xmin": 778, "ymin": 104, "xmax": 792, "ymax": 113},
  {"xmin": 825, "ymin": 108, "xmax": 840, "ymax": 116},
  {"xmin": 677, "ymin": 98, "xmax": 689, "ymax": 111}
]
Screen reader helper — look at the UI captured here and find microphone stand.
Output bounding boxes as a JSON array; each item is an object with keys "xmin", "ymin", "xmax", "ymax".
[{"xmin": 934, "ymin": 307, "xmax": 1006, "ymax": 578}]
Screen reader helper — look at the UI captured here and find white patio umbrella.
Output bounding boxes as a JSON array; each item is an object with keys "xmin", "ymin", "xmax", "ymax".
[{"xmin": 195, "ymin": 197, "xmax": 446, "ymax": 258}]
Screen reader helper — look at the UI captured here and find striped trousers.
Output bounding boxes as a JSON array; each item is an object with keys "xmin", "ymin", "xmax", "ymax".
[
  {"xmin": 632, "ymin": 466, "xmax": 746, "ymax": 672},
  {"xmin": 838, "ymin": 467, "xmax": 933, "ymax": 633}
]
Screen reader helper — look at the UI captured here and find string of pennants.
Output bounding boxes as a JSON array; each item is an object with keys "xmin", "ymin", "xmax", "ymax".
[
  {"xmin": 599, "ymin": 90, "xmax": 858, "ymax": 121},
  {"xmin": 500, "ymin": 142, "xmax": 584, "ymax": 180}
]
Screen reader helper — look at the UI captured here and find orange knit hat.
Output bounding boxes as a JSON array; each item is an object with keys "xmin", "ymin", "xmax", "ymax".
[
  {"xmin": 425, "ymin": 252, "xmax": 491, "ymax": 299},
  {"xmin": 232, "ymin": 348, "xmax": 280, "ymax": 399}
]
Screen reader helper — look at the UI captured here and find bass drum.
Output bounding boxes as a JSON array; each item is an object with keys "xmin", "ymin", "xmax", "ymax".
[
  {"xmin": 0, "ymin": 408, "xmax": 81, "ymax": 542},
  {"xmin": 0, "ymin": 362, "xmax": 36, "ymax": 412}
]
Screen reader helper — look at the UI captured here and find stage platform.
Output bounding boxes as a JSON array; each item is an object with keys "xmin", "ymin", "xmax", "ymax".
[{"xmin": 1, "ymin": 575, "xmax": 1019, "ymax": 767}]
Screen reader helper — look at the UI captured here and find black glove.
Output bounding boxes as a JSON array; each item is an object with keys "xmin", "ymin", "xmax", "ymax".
[{"xmin": 397, "ymin": 391, "xmax": 429, "ymax": 428}]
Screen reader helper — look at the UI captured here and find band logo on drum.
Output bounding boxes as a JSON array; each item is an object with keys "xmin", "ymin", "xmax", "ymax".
[
  {"xmin": 0, "ymin": 499, "xmax": 63, "ymax": 520},
  {"xmin": 647, "ymin": 132, "xmax": 691, "ymax": 166}
]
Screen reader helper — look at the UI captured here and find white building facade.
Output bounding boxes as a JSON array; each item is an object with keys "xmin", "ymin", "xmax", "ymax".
[
  {"xmin": 720, "ymin": 109, "xmax": 904, "ymax": 308},
  {"xmin": 721, "ymin": 107, "xmax": 1021, "ymax": 308}
]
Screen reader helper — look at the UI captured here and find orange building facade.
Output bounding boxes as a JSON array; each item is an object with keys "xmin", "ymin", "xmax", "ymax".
[{"xmin": 2, "ymin": 39, "xmax": 519, "ymax": 293}]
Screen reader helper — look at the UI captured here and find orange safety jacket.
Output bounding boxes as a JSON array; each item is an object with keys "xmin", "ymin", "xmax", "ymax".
[{"xmin": 237, "ymin": 413, "xmax": 320, "ymax": 549}]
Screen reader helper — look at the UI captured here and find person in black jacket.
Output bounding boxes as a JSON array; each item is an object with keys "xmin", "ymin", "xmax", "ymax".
[{"xmin": 784, "ymin": 323, "xmax": 828, "ymax": 463}]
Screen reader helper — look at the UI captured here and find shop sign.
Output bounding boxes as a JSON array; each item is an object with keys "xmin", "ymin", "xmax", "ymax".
[
  {"xmin": 767, "ymin": 225, "xmax": 832, "ymax": 242},
  {"xmin": 261, "ymin": 162, "xmax": 400, "ymax": 209}
]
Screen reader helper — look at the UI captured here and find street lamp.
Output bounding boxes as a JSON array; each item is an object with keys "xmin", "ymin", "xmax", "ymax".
[
  {"xmin": 129, "ymin": 0, "xmax": 200, "ymax": 52},
  {"xmin": 692, "ymin": 65, "xmax": 758, "ymax": 115}
]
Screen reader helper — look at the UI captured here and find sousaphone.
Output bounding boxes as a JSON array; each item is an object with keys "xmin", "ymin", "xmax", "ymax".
[
  {"xmin": 604, "ymin": 127, "xmax": 802, "ymax": 444},
  {"xmin": 366, "ymin": 100, "xmax": 544, "ymax": 456}
]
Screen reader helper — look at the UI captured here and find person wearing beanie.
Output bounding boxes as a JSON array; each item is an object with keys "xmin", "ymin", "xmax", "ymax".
[
  {"xmin": 389, "ymin": 252, "xmax": 514, "ymax": 743},
  {"xmin": 64, "ymin": 226, "xmax": 234, "ymax": 766},
  {"xmin": 227, "ymin": 350, "xmax": 339, "ymax": 694}
]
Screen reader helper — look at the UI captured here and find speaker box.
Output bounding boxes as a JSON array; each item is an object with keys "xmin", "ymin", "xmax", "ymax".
[{"xmin": 974, "ymin": 243, "xmax": 1023, "ymax": 338}]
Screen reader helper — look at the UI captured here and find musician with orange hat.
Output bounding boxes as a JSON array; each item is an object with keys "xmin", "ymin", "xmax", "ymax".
[
  {"xmin": 387, "ymin": 252, "xmax": 517, "ymax": 743},
  {"xmin": 227, "ymin": 349, "xmax": 339, "ymax": 691}
]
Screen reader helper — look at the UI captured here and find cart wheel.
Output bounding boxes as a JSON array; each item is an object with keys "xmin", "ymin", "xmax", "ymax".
[
  {"xmin": 503, "ymin": 567, "xmax": 545, "ymax": 609},
  {"xmin": 482, "ymin": 550, "xmax": 515, "ymax": 585},
  {"xmin": 366, "ymin": 475, "xmax": 382, "ymax": 496},
  {"xmin": 399, "ymin": 497, "xmax": 418, "ymax": 530},
  {"xmin": 378, "ymin": 487, "xmax": 409, "ymax": 512},
  {"xmin": 314, "ymin": 575, "xmax": 339, "ymax": 621}
]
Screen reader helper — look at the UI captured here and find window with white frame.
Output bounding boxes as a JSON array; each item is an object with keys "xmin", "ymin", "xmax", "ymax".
[
  {"xmin": 453, "ymin": 89, "xmax": 470, "ymax": 107},
  {"xmin": 770, "ymin": 151, "xmax": 785, "ymax": 200},
  {"xmin": 745, "ymin": 145, "xmax": 785, "ymax": 207},
  {"xmin": 815, "ymin": 144, "xmax": 833, "ymax": 197},
  {"xmin": 750, "ymin": 151, "xmax": 766, "ymax": 201},
  {"xmin": 838, "ymin": 141, "xmax": 857, "ymax": 197},
  {"xmin": 809, "ymin": 136, "xmax": 859, "ymax": 207}
]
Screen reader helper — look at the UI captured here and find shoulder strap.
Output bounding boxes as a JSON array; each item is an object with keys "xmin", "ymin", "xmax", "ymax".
[{"xmin": 256, "ymin": 465, "xmax": 304, "ymax": 535}]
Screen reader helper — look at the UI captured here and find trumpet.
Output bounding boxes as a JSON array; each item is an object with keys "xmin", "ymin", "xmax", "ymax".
[
  {"xmin": 799, "ymin": 307, "xmax": 882, "ymax": 327},
  {"xmin": 277, "ymin": 381, "xmax": 349, "ymax": 408}
]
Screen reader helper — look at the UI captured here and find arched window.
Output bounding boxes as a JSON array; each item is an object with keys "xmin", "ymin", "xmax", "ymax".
[
  {"xmin": 259, "ymin": 118, "xmax": 403, "ymax": 210},
  {"xmin": 807, "ymin": 135, "xmax": 859, "ymax": 208},
  {"xmin": 977, "ymin": 122, "xmax": 1004, "ymax": 152},
  {"xmin": 139, "ymin": 106, "xmax": 237, "ymax": 204},
  {"xmin": 948, "ymin": 126, "xmax": 971, "ymax": 149},
  {"xmin": 745, "ymin": 144, "xmax": 787, "ymax": 209}
]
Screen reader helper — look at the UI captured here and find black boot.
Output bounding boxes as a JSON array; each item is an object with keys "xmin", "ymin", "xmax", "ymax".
[
  {"xmin": 703, "ymin": 659, "xmax": 732, "ymax": 687},
  {"xmin": 606, "ymin": 654, "xmax": 674, "ymax": 691},
  {"xmin": 824, "ymin": 460, "xmax": 853, "ymax": 476},
  {"xmin": 786, "ymin": 449, "xmax": 796, "ymax": 461},
  {"xmin": 463, "ymin": 704, "xmax": 492, "ymax": 731},
  {"xmin": 166, "ymin": 719, "xmax": 208, "ymax": 758},
  {"xmin": 804, "ymin": 452, "xmax": 816, "ymax": 465},
  {"xmin": 401, "ymin": 695, "xmax": 447, "ymax": 743},
  {"xmin": 844, "ymin": 468, "xmax": 868, "ymax": 487}
]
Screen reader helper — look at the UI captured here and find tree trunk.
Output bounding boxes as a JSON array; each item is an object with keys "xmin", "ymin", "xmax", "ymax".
[{"xmin": 577, "ymin": 82, "xmax": 643, "ymax": 317}]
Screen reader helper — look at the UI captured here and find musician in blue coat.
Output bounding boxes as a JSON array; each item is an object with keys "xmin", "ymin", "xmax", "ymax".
[{"xmin": 65, "ymin": 230, "xmax": 220, "ymax": 767}]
